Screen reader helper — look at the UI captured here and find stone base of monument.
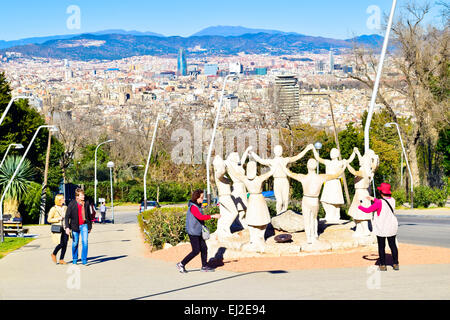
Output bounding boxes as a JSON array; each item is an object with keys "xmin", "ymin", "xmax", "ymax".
[{"xmin": 206, "ymin": 218, "xmax": 377, "ymax": 261}]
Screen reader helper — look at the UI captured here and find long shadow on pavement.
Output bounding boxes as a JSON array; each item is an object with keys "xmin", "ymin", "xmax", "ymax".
[
  {"xmin": 87, "ymin": 255, "xmax": 128, "ymax": 266},
  {"xmin": 131, "ymin": 270, "xmax": 288, "ymax": 300}
]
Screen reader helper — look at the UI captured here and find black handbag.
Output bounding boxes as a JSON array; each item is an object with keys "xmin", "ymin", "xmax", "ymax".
[{"xmin": 51, "ymin": 224, "xmax": 62, "ymax": 233}]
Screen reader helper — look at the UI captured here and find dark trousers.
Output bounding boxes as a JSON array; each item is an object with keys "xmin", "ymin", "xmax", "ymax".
[
  {"xmin": 53, "ymin": 231, "xmax": 68, "ymax": 260},
  {"xmin": 181, "ymin": 235, "xmax": 208, "ymax": 268},
  {"xmin": 377, "ymin": 235, "xmax": 399, "ymax": 265},
  {"xmin": 101, "ymin": 212, "xmax": 106, "ymax": 223}
]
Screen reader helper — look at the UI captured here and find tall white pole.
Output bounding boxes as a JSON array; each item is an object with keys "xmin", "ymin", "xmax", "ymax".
[
  {"xmin": 389, "ymin": 122, "xmax": 413, "ymax": 208},
  {"xmin": 364, "ymin": 0, "xmax": 397, "ymax": 153},
  {"xmin": 206, "ymin": 74, "xmax": 235, "ymax": 205},
  {"xmin": 94, "ymin": 139, "xmax": 114, "ymax": 206},
  {"xmin": 143, "ymin": 114, "xmax": 160, "ymax": 211},
  {"xmin": 0, "ymin": 125, "xmax": 56, "ymax": 242},
  {"xmin": 110, "ymin": 166, "xmax": 114, "ymax": 224},
  {"xmin": 400, "ymin": 151, "xmax": 403, "ymax": 186}
]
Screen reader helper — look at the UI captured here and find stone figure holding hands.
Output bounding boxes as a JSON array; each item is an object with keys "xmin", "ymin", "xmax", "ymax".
[
  {"xmin": 225, "ymin": 159, "xmax": 274, "ymax": 252},
  {"xmin": 346, "ymin": 148, "xmax": 380, "ymax": 237},
  {"xmin": 226, "ymin": 146, "xmax": 253, "ymax": 229},
  {"xmin": 212, "ymin": 155, "xmax": 240, "ymax": 241},
  {"xmin": 251, "ymin": 144, "xmax": 315, "ymax": 215},
  {"xmin": 283, "ymin": 159, "xmax": 347, "ymax": 244},
  {"xmin": 311, "ymin": 147, "xmax": 356, "ymax": 223}
]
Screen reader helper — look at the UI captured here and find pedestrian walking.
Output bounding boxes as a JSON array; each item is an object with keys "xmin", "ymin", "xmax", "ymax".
[
  {"xmin": 48, "ymin": 194, "xmax": 68, "ymax": 265},
  {"xmin": 100, "ymin": 202, "xmax": 107, "ymax": 224},
  {"xmin": 65, "ymin": 188, "xmax": 93, "ymax": 266},
  {"xmin": 358, "ymin": 182, "xmax": 399, "ymax": 271},
  {"xmin": 176, "ymin": 189, "xmax": 220, "ymax": 273}
]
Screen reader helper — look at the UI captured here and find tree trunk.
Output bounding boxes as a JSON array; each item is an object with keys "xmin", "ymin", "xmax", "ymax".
[
  {"xmin": 408, "ymin": 141, "xmax": 421, "ymax": 187},
  {"xmin": 4, "ymin": 199, "xmax": 20, "ymax": 219}
]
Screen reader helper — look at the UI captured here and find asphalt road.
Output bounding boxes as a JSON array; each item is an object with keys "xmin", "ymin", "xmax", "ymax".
[{"xmin": 397, "ymin": 215, "xmax": 450, "ymax": 248}]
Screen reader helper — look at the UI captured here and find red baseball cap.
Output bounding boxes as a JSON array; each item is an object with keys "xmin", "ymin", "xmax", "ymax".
[{"xmin": 377, "ymin": 183, "xmax": 392, "ymax": 195}]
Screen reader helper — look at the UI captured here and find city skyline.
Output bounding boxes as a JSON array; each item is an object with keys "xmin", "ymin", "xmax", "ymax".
[{"xmin": 0, "ymin": 0, "xmax": 442, "ymax": 41}]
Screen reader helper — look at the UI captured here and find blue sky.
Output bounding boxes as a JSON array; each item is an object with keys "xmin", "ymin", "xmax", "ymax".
[{"xmin": 0, "ymin": 0, "xmax": 443, "ymax": 41}]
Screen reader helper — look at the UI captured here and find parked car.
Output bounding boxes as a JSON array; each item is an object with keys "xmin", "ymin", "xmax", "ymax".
[
  {"xmin": 139, "ymin": 201, "xmax": 161, "ymax": 213},
  {"xmin": 202, "ymin": 197, "xmax": 219, "ymax": 207},
  {"xmin": 262, "ymin": 190, "xmax": 276, "ymax": 201}
]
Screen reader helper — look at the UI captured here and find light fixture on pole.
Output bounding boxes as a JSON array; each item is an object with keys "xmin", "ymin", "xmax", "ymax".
[
  {"xmin": 143, "ymin": 114, "xmax": 160, "ymax": 211},
  {"xmin": 0, "ymin": 125, "xmax": 58, "ymax": 242},
  {"xmin": 364, "ymin": 0, "xmax": 397, "ymax": 154},
  {"xmin": 314, "ymin": 142, "xmax": 323, "ymax": 174},
  {"xmin": 206, "ymin": 73, "xmax": 239, "ymax": 206},
  {"xmin": 385, "ymin": 122, "xmax": 413, "ymax": 208},
  {"xmin": 0, "ymin": 95, "xmax": 35, "ymax": 127},
  {"xmin": 107, "ymin": 161, "xmax": 115, "ymax": 224},
  {"xmin": 94, "ymin": 139, "xmax": 114, "ymax": 207},
  {"xmin": 0, "ymin": 144, "xmax": 24, "ymax": 168}
]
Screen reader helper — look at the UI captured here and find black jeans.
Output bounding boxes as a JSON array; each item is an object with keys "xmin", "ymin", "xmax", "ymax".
[
  {"xmin": 101, "ymin": 212, "xmax": 106, "ymax": 223},
  {"xmin": 53, "ymin": 231, "xmax": 69, "ymax": 260},
  {"xmin": 377, "ymin": 235, "xmax": 399, "ymax": 265},
  {"xmin": 181, "ymin": 235, "xmax": 208, "ymax": 268}
]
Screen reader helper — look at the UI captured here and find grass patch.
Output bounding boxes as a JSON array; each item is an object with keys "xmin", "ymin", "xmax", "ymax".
[{"xmin": 0, "ymin": 237, "xmax": 35, "ymax": 259}]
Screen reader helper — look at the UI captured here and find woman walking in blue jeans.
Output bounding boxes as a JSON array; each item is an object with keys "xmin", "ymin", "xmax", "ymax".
[{"xmin": 65, "ymin": 188, "xmax": 93, "ymax": 266}]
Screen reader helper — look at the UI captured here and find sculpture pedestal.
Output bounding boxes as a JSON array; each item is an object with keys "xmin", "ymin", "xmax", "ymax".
[{"xmin": 205, "ymin": 218, "xmax": 377, "ymax": 261}]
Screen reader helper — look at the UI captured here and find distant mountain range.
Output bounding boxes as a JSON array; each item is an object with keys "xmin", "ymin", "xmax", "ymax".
[
  {"xmin": 0, "ymin": 26, "xmax": 384, "ymax": 61},
  {"xmin": 192, "ymin": 25, "xmax": 304, "ymax": 37},
  {"xmin": 0, "ymin": 29, "xmax": 164, "ymax": 50}
]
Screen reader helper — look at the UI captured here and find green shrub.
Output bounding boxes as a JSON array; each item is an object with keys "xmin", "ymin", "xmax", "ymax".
[
  {"xmin": 138, "ymin": 206, "xmax": 189, "ymax": 251},
  {"xmin": 138, "ymin": 204, "xmax": 223, "ymax": 252},
  {"xmin": 392, "ymin": 189, "xmax": 407, "ymax": 208},
  {"xmin": 413, "ymin": 185, "xmax": 448, "ymax": 208},
  {"xmin": 203, "ymin": 206, "xmax": 219, "ymax": 233}
]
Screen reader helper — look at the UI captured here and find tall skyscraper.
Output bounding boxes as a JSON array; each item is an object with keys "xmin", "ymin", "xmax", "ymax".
[
  {"xmin": 329, "ymin": 50, "xmax": 334, "ymax": 74},
  {"xmin": 275, "ymin": 75, "xmax": 300, "ymax": 126},
  {"xmin": 177, "ymin": 48, "xmax": 188, "ymax": 76}
]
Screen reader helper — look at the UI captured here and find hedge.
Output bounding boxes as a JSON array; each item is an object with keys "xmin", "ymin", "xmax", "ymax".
[{"xmin": 138, "ymin": 205, "xmax": 218, "ymax": 252}]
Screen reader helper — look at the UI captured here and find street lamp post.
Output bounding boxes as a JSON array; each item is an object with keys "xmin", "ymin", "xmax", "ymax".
[
  {"xmin": 314, "ymin": 142, "xmax": 322, "ymax": 174},
  {"xmin": 144, "ymin": 114, "xmax": 160, "ymax": 211},
  {"xmin": 0, "ymin": 144, "xmax": 24, "ymax": 168},
  {"xmin": 364, "ymin": 0, "xmax": 397, "ymax": 153},
  {"xmin": 0, "ymin": 125, "xmax": 58, "ymax": 242},
  {"xmin": 206, "ymin": 73, "xmax": 238, "ymax": 206},
  {"xmin": 94, "ymin": 139, "xmax": 114, "ymax": 207},
  {"xmin": 0, "ymin": 96, "xmax": 35, "ymax": 127},
  {"xmin": 107, "ymin": 161, "xmax": 114, "ymax": 224},
  {"xmin": 385, "ymin": 122, "xmax": 413, "ymax": 208}
]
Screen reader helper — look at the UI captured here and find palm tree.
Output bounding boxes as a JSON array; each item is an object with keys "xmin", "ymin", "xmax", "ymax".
[{"xmin": 0, "ymin": 155, "xmax": 35, "ymax": 219}]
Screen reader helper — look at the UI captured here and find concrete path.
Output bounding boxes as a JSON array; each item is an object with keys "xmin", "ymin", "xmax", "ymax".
[{"xmin": 0, "ymin": 209, "xmax": 449, "ymax": 300}]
